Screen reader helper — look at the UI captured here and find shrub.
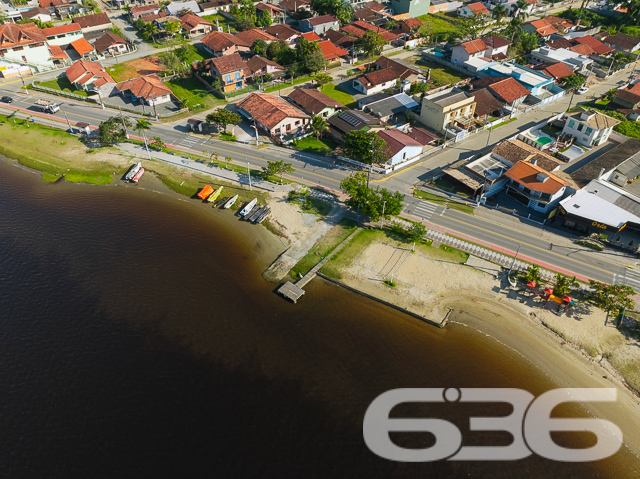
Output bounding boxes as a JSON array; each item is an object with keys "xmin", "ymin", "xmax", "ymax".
[{"xmin": 576, "ymin": 240, "xmax": 604, "ymax": 251}]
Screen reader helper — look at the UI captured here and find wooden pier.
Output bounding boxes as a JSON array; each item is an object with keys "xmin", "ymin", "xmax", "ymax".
[{"xmin": 277, "ymin": 227, "xmax": 362, "ymax": 303}]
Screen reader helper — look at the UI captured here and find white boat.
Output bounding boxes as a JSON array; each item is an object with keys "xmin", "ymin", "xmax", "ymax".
[
  {"xmin": 223, "ymin": 194, "xmax": 239, "ymax": 209},
  {"xmin": 125, "ymin": 162, "xmax": 142, "ymax": 181},
  {"xmin": 240, "ymin": 198, "xmax": 257, "ymax": 217}
]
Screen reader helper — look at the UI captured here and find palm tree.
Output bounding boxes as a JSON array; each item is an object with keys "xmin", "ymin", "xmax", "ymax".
[
  {"xmin": 605, "ymin": 88, "xmax": 617, "ymax": 102},
  {"xmin": 509, "ymin": 18, "xmax": 522, "ymax": 42},
  {"xmin": 224, "ymin": 156, "xmax": 232, "ymax": 169},
  {"xmin": 492, "ymin": 5, "xmax": 507, "ymax": 28},
  {"xmin": 514, "ymin": 0, "xmax": 530, "ymax": 21},
  {"xmin": 134, "ymin": 118, "xmax": 152, "ymax": 159},
  {"xmin": 310, "ymin": 115, "xmax": 329, "ymax": 139},
  {"xmin": 144, "ymin": 22, "xmax": 160, "ymax": 43},
  {"xmin": 554, "ymin": 274, "xmax": 578, "ymax": 297}
]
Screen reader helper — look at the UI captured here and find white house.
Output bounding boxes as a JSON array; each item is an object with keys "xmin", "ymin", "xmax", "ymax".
[
  {"xmin": 115, "ymin": 74, "xmax": 173, "ymax": 106},
  {"xmin": 0, "ymin": 23, "xmax": 57, "ymax": 70},
  {"xmin": 299, "ymin": 14, "xmax": 340, "ymax": 35},
  {"xmin": 377, "ymin": 129, "xmax": 423, "ymax": 166},
  {"xmin": 457, "ymin": 1, "xmax": 489, "ymax": 17},
  {"xmin": 451, "ymin": 38, "xmax": 488, "ymax": 65},
  {"xmin": 353, "ymin": 67, "xmax": 401, "ymax": 95},
  {"xmin": 166, "ymin": 0, "xmax": 201, "ymax": 16},
  {"xmin": 562, "ymin": 108, "xmax": 620, "ymax": 148},
  {"xmin": 480, "ymin": 35, "xmax": 511, "ymax": 60},
  {"xmin": 41, "ymin": 23, "xmax": 83, "ymax": 47},
  {"xmin": 21, "ymin": 7, "xmax": 53, "ymax": 23}
]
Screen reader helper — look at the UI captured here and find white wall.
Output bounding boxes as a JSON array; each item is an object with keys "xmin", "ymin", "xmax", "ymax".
[{"xmin": 389, "ymin": 144, "xmax": 423, "ymax": 165}]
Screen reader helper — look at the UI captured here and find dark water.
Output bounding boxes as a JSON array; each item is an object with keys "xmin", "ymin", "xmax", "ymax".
[{"xmin": 0, "ymin": 159, "xmax": 638, "ymax": 478}]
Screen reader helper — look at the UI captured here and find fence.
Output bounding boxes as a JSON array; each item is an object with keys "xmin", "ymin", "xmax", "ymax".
[{"xmin": 31, "ymin": 82, "xmax": 98, "ymax": 103}]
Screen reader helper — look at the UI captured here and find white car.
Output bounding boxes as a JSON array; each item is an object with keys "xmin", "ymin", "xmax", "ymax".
[{"xmin": 577, "ymin": 87, "xmax": 589, "ymax": 95}]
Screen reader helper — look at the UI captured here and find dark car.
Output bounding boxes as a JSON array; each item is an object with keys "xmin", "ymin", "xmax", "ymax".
[{"xmin": 1, "ymin": 96, "xmax": 13, "ymax": 103}]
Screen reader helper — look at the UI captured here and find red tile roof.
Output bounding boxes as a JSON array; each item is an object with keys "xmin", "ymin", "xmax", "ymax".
[
  {"xmin": 209, "ymin": 52, "xmax": 246, "ymax": 74},
  {"xmin": 41, "ymin": 23, "xmax": 81, "ymax": 36},
  {"xmin": 93, "ymin": 32, "xmax": 128, "ymax": 53},
  {"xmin": 340, "ymin": 24, "xmax": 367, "ymax": 38},
  {"xmin": 116, "ymin": 74, "xmax": 172, "ymax": 100},
  {"xmin": 569, "ymin": 43, "xmax": 595, "ymax": 55},
  {"xmin": 407, "ymin": 126, "xmax": 438, "ymax": 145},
  {"xmin": 308, "ymin": 14, "xmax": 338, "ymax": 26},
  {"xmin": 317, "ymin": 39, "xmax": 348, "ymax": 60},
  {"xmin": 467, "ymin": 2, "xmax": 489, "ymax": 14},
  {"xmin": 480, "ymin": 35, "xmax": 511, "ymax": 49},
  {"xmin": 401, "ymin": 17, "xmax": 422, "ymax": 30},
  {"xmin": 66, "ymin": 59, "xmax": 114, "ymax": 85},
  {"xmin": 325, "ymin": 29, "xmax": 356, "ymax": 47},
  {"xmin": 364, "ymin": 1, "xmax": 386, "ymax": 12},
  {"xmin": 278, "ymin": 0, "xmax": 310, "ymax": 10},
  {"xmin": 234, "ymin": 28, "xmax": 276, "ymax": 44},
  {"xmin": 542, "ymin": 15, "xmax": 574, "ymax": 30},
  {"xmin": 601, "ymin": 32, "xmax": 640, "ymax": 51},
  {"xmin": 237, "ymin": 92, "xmax": 309, "ymax": 130},
  {"xmin": 352, "ymin": 20, "xmax": 398, "ymax": 41},
  {"xmin": 377, "ymin": 129, "xmax": 422, "ymax": 157},
  {"xmin": 287, "ymin": 87, "xmax": 344, "ymax": 114},
  {"xmin": 130, "ymin": 4, "xmax": 158, "ymax": 15},
  {"xmin": 546, "ymin": 38, "xmax": 574, "ymax": 49},
  {"xmin": 301, "ymin": 31, "xmax": 320, "ymax": 41},
  {"xmin": 459, "ymin": 38, "xmax": 488, "ymax": 54},
  {"xmin": 533, "ymin": 61, "xmax": 574, "ymax": 81},
  {"xmin": 72, "ymin": 12, "xmax": 111, "ymax": 29},
  {"xmin": 180, "ymin": 13, "xmax": 212, "ymax": 31},
  {"xmin": 70, "ymin": 37, "xmax": 94, "ymax": 56},
  {"xmin": 356, "ymin": 67, "xmax": 399, "ymax": 89},
  {"xmin": 48, "ymin": 44, "xmax": 68, "ymax": 59},
  {"xmin": 472, "ymin": 88, "xmax": 504, "ymax": 117},
  {"xmin": 264, "ymin": 24, "xmax": 300, "ymax": 41},
  {"xmin": 255, "ymin": 2, "xmax": 284, "ymax": 14},
  {"xmin": 527, "ymin": 19, "xmax": 558, "ymax": 36},
  {"xmin": 573, "ymin": 35, "xmax": 614, "ymax": 55},
  {"xmin": 201, "ymin": 31, "xmax": 250, "ymax": 52},
  {"xmin": 245, "ymin": 55, "xmax": 283, "ymax": 75},
  {"xmin": 22, "ymin": 7, "xmax": 51, "ymax": 19},
  {"xmin": 0, "ymin": 23, "xmax": 46, "ymax": 48},
  {"xmin": 374, "ymin": 56, "xmax": 420, "ymax": 79},
  {"xmin": 505, "ymin": 160, "xmax": 570, "ymax": 194},
  {"xmin": 488, "ymin": 77, "xmax": 531, "ymax": 103}
]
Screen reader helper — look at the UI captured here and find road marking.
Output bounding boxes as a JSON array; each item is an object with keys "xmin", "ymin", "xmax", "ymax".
[
  {"xmin": 370, "ymin": 158, "xmax": 426, "ymax": 183},
  {"xmin": 441, "ymin": 214, "xmax": 618, "ymax": 277},
  {"xmin": 407, "ymin": 199, "xmax": 438, "ymax": 220}
]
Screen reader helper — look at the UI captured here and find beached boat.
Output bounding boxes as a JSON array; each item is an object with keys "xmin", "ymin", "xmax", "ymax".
[
  {"xmin": 215, "ymin": 195, "xmax": 232, "ymax": 208},
  {"xmin": 246, "ymin": 205, "xmax": 264, "ymax": 223},
  {"xmin": 125, "ymin": 162, "xmax": 142, "ymax": 181},
  {"xmin": 207, "ymin": 186, "xmax": 223, "ymax": 203},
  {"xmin": 131, "ymin": 167, "xmax": 145, "ymax": 183},
  {"xmin": 198, "ymin": 185, "xmax": 214, "ymax": 200},
  {"xmin": 240, "ymin": 198, "xmax": 257, "ymax": 217},
  {"xmin": 223, "ymin": 194, "xmax": 239, "ymax": 209},
  {"xmin": 256, "ymin": 208, "xmax": 270, "ymax": 224}
]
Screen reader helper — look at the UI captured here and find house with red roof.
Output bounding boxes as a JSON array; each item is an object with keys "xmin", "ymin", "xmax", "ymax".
[
  {"xmin": 480, "ymin": 35, "xmax": 511, "ymax": 60},
  {"xmin": 245, "ymin": 55, "xmax": 284, "ymax": 79},
  {"xmin": 299, "ymin": 14, "xmax": 340, "ymax": 35},
  {"xmin": 504, "ymin": 160, "xmax": 572, "ymax": 213},
  {"xmin": 128, "ymin": 4, "xmax": 160, "ymax": 20},
  {"xmin": 199, "ymin": 0, "xmax": 234, "ymax": 16},
  {"xmin": 236, "ymin": 92, "xmax": 310, "ymax": 140},
  {"xmin": 41, "ymin": 22, "xmax": 83, "ymax": 46},
  {"xmin": 300, "ymin": 31, "xmax": 321, "ymax": 42},
  {"xmin": 482, "ymin": 76, "xmax": 531, "ymax": 109},
  {"xmin": 200, "ymin": 31, "xmax": 250, "ymax": 57},
  {"xmin": 93, "ymin": 32, "xmax": 130, "ymax": 56},
  {"xmin": 179, "ymin": 14, "xmax": 213, "ymax": 37},
  {"xmin": 0, "ymin": 23, "xmax": 59, "ymax": 69},
  {"xmin": 22, "ymin": 7, "xmax": 52, "ymax": 23},
  {"xmin": 573, "ymin": 35, "xmax": 614, "ymax": 56},
  {"xmin": 207, "ymin": 53, "xmax": 246, "ymax": 92},
  {"xmin": 612, "ymin": 82, "xmax": 640, "ymax": 120},
  {"xmin": 521, "ymin": 19, "xmax": 558, "ymax": 40},
  {"xmin": 317, "ymin": 40, "xmax": 348, "ymax": 62},
  {"xmin": 457, "ymin": 2, "xmax": 489, "ymax": 17},
  {"xmin": 255, "ymin": 2, "xmax": 284, "ymax": 21},
  {"xmin": 278, "ymin": 0, "xmax": 311, "ymax": 14},
  {"xmin": 116, "ymin": 74, "xmax": 173, "ymax": 106},
  {"xmin": 264, "ymin": 24, "xmax": 300, "ymax": 45},
  {"xmin": 72, "ymin": 12, "xmax": 112, "ymax": 33},
  {"xmin": 398, "ymin": 17, "xmax": 423, "ymax": 34},
  {"xmin": 376, "ymin": 129, "xmax": 423, "ymax": 166},
  {"xmin": 70, "ymin": 37, "xmax": 96, "ymax": 59},
  {"xmin": 65, "ymin": 59, "xmax": 115, "ymax": 92},
  {"xmin": 353, "ymin": 67, "xmax": 401, "ymax": 95},
  {"xmin": 451, "ymin": 38, "xmax": 489, "ymax": 65},
  {"xmin": 351, "ymin": 21, "xmax": 398, "ymax": 42},
  {"xmin": 287, "ymin": 87, "xmax": 345, "ymax": 117},
  {"xmin": 234, "ymin": 28, "xmax": 277, "ymax": 45},
  {"xmin": 530, "ymin": 62, "xmax": 574, "ymax": 83}
]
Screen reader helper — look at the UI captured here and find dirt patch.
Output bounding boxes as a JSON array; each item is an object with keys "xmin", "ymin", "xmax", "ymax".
[
  {"xmin": 109, "ymin": 56, "xmax": 165, "ymax": 82},
  {"xmin": 267, "ymin": 191, "xmax": 311, "ymax": 243}
]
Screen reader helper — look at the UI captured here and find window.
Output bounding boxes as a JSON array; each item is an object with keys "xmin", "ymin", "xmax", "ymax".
[
  {"xmin": 586, "ymin": 127, "xmax": 593, "ymax": 135},
  {"xmin": 568, "ymin": 120, "xmax": 575, "ymax": 128},
  {"xmin": 13, "ymin": 46, "xmax": 23, "ymax": 51},
  {"xmin": 295, "ymin": 120, "xmax": 300, "ymax": 126},
  {"xmin": 286, "ymin": 124, "xmax": 291, "ymax": 131},
  {"xmin": 583, "ymin": 136, "xmax": 589, "ymax": 143},
  {"xmin": 403, "ymin": 152, "xmax": 406, "ymax": 159},
  {"xmin": 224, "ymin": 74, "xmax": 231, "ymax": 83},
  {"xmin": 577, "ymin": 123, "xmax": 584, "ymax": 132},
  {"xmin": 234, "ymin": 71, "xmax": 242, "ymax": 79}
]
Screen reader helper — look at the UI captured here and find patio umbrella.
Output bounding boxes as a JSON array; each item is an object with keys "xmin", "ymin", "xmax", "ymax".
[{"xmin": 527, "ymin": 281, "xmax": 537, "ymax": 289}]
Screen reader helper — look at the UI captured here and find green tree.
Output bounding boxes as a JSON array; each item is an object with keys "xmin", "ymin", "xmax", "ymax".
[
  {"xmin": 314, "ymin": 72, "xmax": 332, "ymax": 87},
  {"xmin": 235, "ymin": 17, "xmax": 255, "ymax": 31},
  {"xmin": 296, "ymin": 37, "xmax": 320, "ymax": 60},
  {"xmin": 355, "ymin": 30, "xmax": 385, "ymax": 59},
  {"xmin": 513, "ymin": 30, "xmax": 539, "ymax": 55},
  {"xmin": 620, "ymin": 0, "xmax": 640, "ymax": 24},
  {"xmin": 134, "ymin": 118, "xmax": 152, "ymax": 144},
  {"xmin": 342, "ymin": 130, "xmax": 392, "ymax": 166},
  {"xmin": 205, "ymin": 109, "xmax": 241, "ymax": 133},
  {"xmin": 553, "ymin": 274, "xmax": 578, "ymax": 297},
  {"xmin": 256, "ymin": 9, "xmax": 272, "ymax": 27},
  {"xmin": 224, "ymin": 155, "xmax": 232, "ymax": 168},
  {"xmin": 98, "ymin": 116, "xmax": 130, "ymax": 145},
  {"xmin": 267, "ymin": 40, "xmax": 297, "ymax": 65},
  {"xmin": 334, "ymin": 0, "xmax": 353, "ymax": 24},
  {"xmin": 150, "ymin": 135, "xmax": 165, "ymax": 151},
  {"xmin": 383, "ymin": 19, "xmax": 397, "ymax": 31},
  {"xmin": 514, "ymin": 0, "xmax": 530, "ymax": 20},
  {"xmin": 408, "ymin": 222, "xmax": 427, "ymax": 242},
  {"xmin": 492, "ymin": 5, "xmax": 508, "ymax": 28},
  {"xmin": 164, "ymin": 21, "xmax": 180, "ymax": 36},
  {"xmin": 589, "ymin": 280, "xmax": 636, "ymax": 322},
  {"xmin": 340, "ymin": 172, "xmax": 404, "ymax": 221},
  {"xmin": 524, "ymin": 265, "xmax": 541, "ymax": 284},
  {"xmin": 310, "ymin": 114, "xmax": 329, "ymax": 139},
  {"xmin": 306, "ymin": 51, "xmax": 328, "ymax": 74},
  {"xmin": 605, "ymin": 88, "xmax": 617, "ymax": 102},
  {"xmin": 263, "ymin": 160, "xmax": 294, "ymax": 183},
  {"xmin": 143, "ymin": 22, "xmax": 160, "ymax": 42},
  {"xmin": 562, "ymin": 74, "xmax": 586, "ymax": 90},
  {"xmin": 161, "ymin": 51, "xmax": 182, "ymax": 74},
  {"xmin": 251, "ymin": 39, "xmax": 268, "ymax": 56}
]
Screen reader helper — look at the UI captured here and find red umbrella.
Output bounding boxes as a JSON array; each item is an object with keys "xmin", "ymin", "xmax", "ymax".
[
  {"xmin": 527, "ymin": 281, "xmax": 537, "ymax": 289},
  {"xmin": 563, "ymin": 295, "xmax": 573, "ymax": 303},
  {"xmin": 543, "ymin": 287, "xmax": 553, "ymax": 296}
]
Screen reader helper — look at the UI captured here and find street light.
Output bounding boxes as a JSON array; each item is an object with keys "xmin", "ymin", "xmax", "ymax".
[
  {"xmin": 507, "ymin": 244, "xmax": 522, "ymax": 277},
  {"xmin": 246, "ymin": 158, "xmax": 252, "ymax": 191},
  {"xmin": 380, "ymin": 200, "xmax": 386, "ymax": 229}
]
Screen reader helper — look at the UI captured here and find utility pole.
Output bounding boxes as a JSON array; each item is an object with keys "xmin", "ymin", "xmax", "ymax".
[
  {"xmin": 142, "ymin": 131, "xmax": 151, "ymax": 160},
  {"xmin": 380, "ymin": 200, "xmax": 386, "ymax": 229},
  {"xmin": 367, "ymin": 136, "xmax": 373, "ymax": 188},
  {"xmin": 247, "ymin": 159, "xmax": 252, "ymax": 191},
  {"xmin": 118, "ymin": 106, "xmax": 129, "ymax": 138},
  {"xmin": 507, "ymin": 244, "xmax": 522, "ymax": 276},
  {"xmin": 485, "ymin": 121, "xmax": 493, "ymax": 147},
  {"xmin": 62, "ymin": 109, "xmax": 72, "ymax": 132}
]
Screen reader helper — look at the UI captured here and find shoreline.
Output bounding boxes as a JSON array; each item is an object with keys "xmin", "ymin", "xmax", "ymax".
[{"xmin": 4, "ymin": 117, "xmax": 640, "ymax": 463}]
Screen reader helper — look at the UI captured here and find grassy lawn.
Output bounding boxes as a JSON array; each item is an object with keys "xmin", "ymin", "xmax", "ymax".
[
  {"xmin": 37, "ymin": 77, "xmax": 89, "ymax": 97},
  {"xmin": 414, "ymin": 190, "xmax": 475, "ymax": 215},
  {"xmin": 321, "ymin": 84, "xmax": 356, "ymax": 108},
  {"xmin": 293, "ymin": 136, "xmax": 337, "ymax": 155},
  {"xmin": 492, "ymin": 117, "xmax": 517, "ymax": 128},
  {"xmin": 165, "ymin": 76, "xmax": 227, "ymax": 111},
  {"xmin": 202, "ymin": 14, "xmax": 236, "ymax": 32},
  {"xmin": 431, "ymin": 177, "xmax": 471, "ymax": 198},
  {"xmin": 264, "ymin": 76, "xmax": 313, "ymax": 93},
  {"xmin": 290, "ymin": 195, "xmax": 333, "ymax": 217},
  {"xmin": 417, "ymin": 14, "xmax": 463, "ymax": 37},
  {"xmin": 615, "ymin": 121, "xmax": 640, "ymax": 139},
  {"xmin": 411, "ymin": 57, "xmax": 468, "ymax": 85},
  {"xmin": 320, "ymin": 226, "xmax": 468, "ymax": 280},
  {"xmin": 290, "ymin": 217, "xmax": 358, "ymax": 278},
  {"xmin": 159, "ymin": 44, "xmax": 211, "ymax": 64}
]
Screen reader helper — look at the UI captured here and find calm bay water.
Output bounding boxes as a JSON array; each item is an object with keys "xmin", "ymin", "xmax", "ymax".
[{"xmin": 0, "ymin": 159, "xmax": 637, "ymax": 478}]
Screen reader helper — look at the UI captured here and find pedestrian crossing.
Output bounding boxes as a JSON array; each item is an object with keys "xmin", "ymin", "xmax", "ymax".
[
  {"xmin": 405, "ymin": 199, "xmax": 439, "ymax": 221},
  {"xmin": 177, "ymin": 134, "xmax": 208, "ymax": 148},
  {"xmin": 614, "ymin": 268, "xmax": 640, "ymax": 290}
]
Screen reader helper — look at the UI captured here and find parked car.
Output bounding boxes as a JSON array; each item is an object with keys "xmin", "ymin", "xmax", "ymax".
[
  {"xmin": 577, "ymin": 87, "xmax": 589, "ymax": 95},
  {"xmin": 1, "ymin": 96, "xmax": 13, "ymax": 103}
]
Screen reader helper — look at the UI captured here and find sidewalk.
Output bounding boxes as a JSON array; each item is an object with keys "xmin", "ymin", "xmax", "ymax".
[{"xmin": 117, "ymin": 142, "xmax": 291, "ymax": 193}]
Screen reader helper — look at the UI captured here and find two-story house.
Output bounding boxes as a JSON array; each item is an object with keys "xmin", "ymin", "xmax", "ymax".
[
  {"xmin": 420, "ymin": 87, "xmax": 476, "ymax": 133},
  {"xmin": 41, "ymin": 23, "xmax": 83, "ymax": 47},
  {"xmin": 504, "ymin": 160, "xmax": 572, "ymax": 213},
  {"xmin": 562, "ymin": 108, "xmax": 620, "ymax": 148},
  {"xmin": 65, "ymin": 59, "xmax": 115, "ymax": 92},
  {"xmin": 299, "ymin": 14, "xmax": 340, "ymax": 35},
  {"xmin": 208, "ymin": 53, "xmax": 246, "ymax": 92},
  {"xmin": 93, "ymin": 32, "xmax": 130, "ymax": 56},
  {"xmin": 451, "ymin": 38, "xmax": 489, "ymax": 66},
  {"xmin": 479, "ymin": 35, "xmax": 511, "ymax": 61},
  {"xmin": 0, "ymin": 23, "xmax": 55, "ymax": 69}
]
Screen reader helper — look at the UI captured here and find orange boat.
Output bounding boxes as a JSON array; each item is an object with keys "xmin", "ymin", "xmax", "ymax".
[{"xmin": 198, "ymin": 185, "xmax": 214, "ymax": 200}]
